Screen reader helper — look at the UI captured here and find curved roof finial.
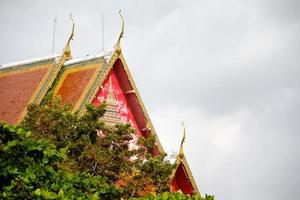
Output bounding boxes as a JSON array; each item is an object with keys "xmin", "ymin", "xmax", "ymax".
[
  {"xmin": 115, "ymin": 10, "xmax": 124, "ymax": 53},
  {"xmin": 179, "ymin": 121, "xmax": 186, "ymax": 159},
  {"xmin": 63, "ymin": 13, "xmax": 75, "ymax": 60},
  {"xmin": 56, "ymin": 13, "xmax": 75, "ymax": 68},
  {"xmin": 68, "ymin": 14, "xmax": 75, "ymax": 42}
]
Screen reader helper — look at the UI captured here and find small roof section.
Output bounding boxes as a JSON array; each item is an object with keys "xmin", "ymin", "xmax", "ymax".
[{"xmin": 0, "ymin": 56, "xmax": 58, "ymax": 124}]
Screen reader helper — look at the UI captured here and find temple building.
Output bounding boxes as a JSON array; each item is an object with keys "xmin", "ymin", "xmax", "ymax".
[{"xmin": 0, "ymin": 13, "xmax": 199, "ymax": 195}]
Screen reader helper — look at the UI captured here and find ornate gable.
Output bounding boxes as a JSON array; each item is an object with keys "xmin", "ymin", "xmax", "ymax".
[{"xmin": 82, "ymin": 49, "xmax": 163, "ymax": 157}]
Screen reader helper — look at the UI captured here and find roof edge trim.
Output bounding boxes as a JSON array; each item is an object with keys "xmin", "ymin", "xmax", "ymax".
[
  {"xmin": 63, "ymin": 52, "xmax": 111, "ymax": 67},
  {"xmin": 1, "ymin": 54, "xmax": 60, "ymax": 70}
]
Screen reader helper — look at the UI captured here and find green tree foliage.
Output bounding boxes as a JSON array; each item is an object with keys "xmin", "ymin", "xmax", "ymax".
[
  {"xmin": 0, "ymin": 98, "xmax": 214, "ymax": 199},
  {"xmin": 132, "ymin": 192, "xmax": 214, "ymax": 200},
  {"xmin": 21, "ymin": 98, "xmax": 174, "ymax": 198},
  {"xmin": 0, "ymin": 123, "xmax": 121, "ymax": 199}
]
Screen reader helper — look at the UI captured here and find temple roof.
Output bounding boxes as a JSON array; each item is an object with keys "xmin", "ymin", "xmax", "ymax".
[{"xmin": 0, "ymin": 13, "xmax": 199, "ymax": 195}]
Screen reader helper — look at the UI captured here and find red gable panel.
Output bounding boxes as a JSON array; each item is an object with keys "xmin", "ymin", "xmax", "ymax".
[
  {"xmin": 92, "ymin": 69, "xmax": 142, "ymax": 135},
  {"xmin": 92, "ymin": 58, "xmax": 161, "ymax": 156},
  {"xmin": 171, "ymin": 162, "xmax": 195, "ymax": 194}
]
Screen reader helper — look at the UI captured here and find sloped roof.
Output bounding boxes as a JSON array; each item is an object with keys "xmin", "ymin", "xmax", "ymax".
[
  {"xmin": 53, "ymin": 55, "xmax": 106, "ymax": 111},
  {"xmin": 0, "ymin": 55, "xmax": 59, "ymax": 124},
  {"xmin": 0, "ymin": 53, "xmax": 109, "ymax": 124}
]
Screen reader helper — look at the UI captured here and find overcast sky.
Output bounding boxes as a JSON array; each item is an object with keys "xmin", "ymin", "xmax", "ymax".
[{"xmin": 1, "ymin": 0, "xmax": 299, "ymax": 199}]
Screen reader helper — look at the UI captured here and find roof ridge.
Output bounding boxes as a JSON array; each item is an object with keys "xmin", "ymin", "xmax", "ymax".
[
  {"xmin": 0, "ymin": 54, "xmax": 60, "ymax": 70},
  {"xmin": 63, "ymin": 51, "xmax": 113, "ymax": 66},
  {"xmin": 0, "ymin": 51, "xmax": 116, "ymax": 70}
]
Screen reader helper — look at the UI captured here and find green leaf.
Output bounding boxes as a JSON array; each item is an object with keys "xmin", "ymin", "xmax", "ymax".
[
  {"xmin": 99, "ymin": 187, "xmax": 107, "ymax": 194},
  {"xmin": 41, "ymin": 190, "xmax": 58, "ymax": 199},
  {"xmin": 91, "ymin": 192, "xmax": 99, "ymax": 200},
  {"xmin": 8, "ymin": 125, "xmax": 16, "ymax": 133},
  {"xmin": 57, "ymin": 189, "xmax": 64, "ymax": 198},
  {"xmin": 25, "ymin": 131, "xmax": 32, "ymax": 138},
  {"xmin": 162, "ymin": 192, "xmax": 169, "ymax": 200},
  {"xmin": 6, "ymin": 140, "xmax": 17, "ymax": 148},
  {"xmin": 17, "ymin": 127, "xmax": 27, "ymax": 136},
  {"xmin": 34, "ymin": 188, "xmax": 41, "ymax": 196}
]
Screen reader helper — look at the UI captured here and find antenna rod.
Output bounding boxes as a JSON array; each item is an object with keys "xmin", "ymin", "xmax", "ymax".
[
  {"xmin": 52, "ymin": 16, "xmax": 57, "ymax": 54},
  {"xmin": 102, "ymin": 14, "xmax": 105, "ymax": 52}
]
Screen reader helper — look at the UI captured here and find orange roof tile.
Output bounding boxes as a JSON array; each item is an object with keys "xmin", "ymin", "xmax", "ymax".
[
  {"xmin": 0, "ymin": 57, "xmax": 58, "ymax": 124},
  {"xmin": 54, "ymin": 57, "xmax": 105, "ymax": 110}
]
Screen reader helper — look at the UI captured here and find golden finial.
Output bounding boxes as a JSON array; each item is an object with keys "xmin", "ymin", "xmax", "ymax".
[
  {"xmin": 63, "ymin": 13, "xmax": 75, "ymax": 60},
  {"xmin": 55, "ymin": 14, "xmax": 75, "ymax": 69},
  {"xmin": 179, "ymin": 121, "xmax": 186, "ymax": 159},
  {"xmin": 115, "ymin": 10, "xmax": 124, "ymax": 53},
  {"xmin": 68, "ymin": 14, "xmax": 75, "ymax": 42}
]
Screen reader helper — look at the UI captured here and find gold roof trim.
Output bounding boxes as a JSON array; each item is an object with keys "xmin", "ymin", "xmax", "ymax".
[{"xmin": 118, "ymin": 52, "xmax": 165, "ymax": 153}]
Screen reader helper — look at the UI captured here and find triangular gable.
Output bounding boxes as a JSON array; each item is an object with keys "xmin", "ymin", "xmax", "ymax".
[
  {"xmin": 0, "ymin": 56, "xmax": 60, "ymax": 124},
  {"xmin": 53, "ymin": 56, "xmax": 106, "ymax": 111},
  {"xmin": 171, "ymin": 156, "xmax": 199, "ymax": 195},
  {"xmin": 85, "ymin": 51, "xmax": 164, "ymax": 156}
]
